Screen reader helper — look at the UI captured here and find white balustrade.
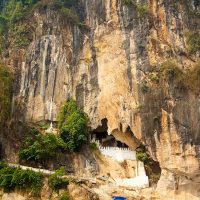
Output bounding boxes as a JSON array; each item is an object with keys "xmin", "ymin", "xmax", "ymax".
[
  {"xmin": 99, "ymin": 146, "xmax": 136, "ymax": 162},
  {"xmin": 90, "ymin": 139, "xmax": 136, "ymax": 162}
]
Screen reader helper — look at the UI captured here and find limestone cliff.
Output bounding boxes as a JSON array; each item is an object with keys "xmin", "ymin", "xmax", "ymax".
[{"xmin": 1, "ymin": 0, "xmax": 200, "ymax": 199}]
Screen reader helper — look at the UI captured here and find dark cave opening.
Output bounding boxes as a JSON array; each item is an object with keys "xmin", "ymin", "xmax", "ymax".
[{"xmin": 91, "ymin": 118, "xmax": 128, "ymax": 148}]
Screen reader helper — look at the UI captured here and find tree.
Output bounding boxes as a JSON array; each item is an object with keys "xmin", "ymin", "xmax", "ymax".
[{"xmin": 57, "ymin": 98, "xmax": 88, "ymax": 151}]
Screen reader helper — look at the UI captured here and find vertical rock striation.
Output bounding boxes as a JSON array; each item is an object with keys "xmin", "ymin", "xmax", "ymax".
[{"xmin": 3, "ymin": 0, "xmax": 200, "ymax": 199}]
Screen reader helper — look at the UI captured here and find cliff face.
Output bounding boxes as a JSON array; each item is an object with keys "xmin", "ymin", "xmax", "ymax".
[{"xmin": 3, "ymin": 0, "xmax": 200, "ymax": 199}]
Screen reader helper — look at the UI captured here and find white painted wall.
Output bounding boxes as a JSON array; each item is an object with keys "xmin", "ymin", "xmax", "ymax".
[
  {"xmin": 137, "ymin": 160, "xmax": 146, "ymax": 176},
  {"xmin": 99, "ymin": 146, "xmax": 136, "ymax": 162}
]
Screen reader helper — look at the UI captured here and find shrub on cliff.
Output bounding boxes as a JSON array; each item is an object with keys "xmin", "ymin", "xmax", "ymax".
[
  {"xmin": 59, "ymin": 192, "xmax": 70, "ymax": 200},
  {"xmin": 58, "ymin": 98, "xmax": 88, "ymax": 151},
  {"xmin": 0, "ymin": 163, "xmax": 43, "ymax": 195},
  {"xmin": 186, "ymin": 31, "xmax": 200, "ymax": 55},
  {"xmin": 136, "ymin": 144, "xmax": 151, "ymax": 164},
  {"xmin": 160, "ymin": 60, "xmax": 186, "ymax": 89},
  {"xmin": 160, "ymin": 60, "xmax": 200, "ymax": 94},
  {"xmin": 34, "ymin": 0, "xmax": 81, "ymax": 25},
  {"xmin": 121, "ymin": 0, "xmax": 135, "ymax": 5},
  {"xmin": 48, "ymin": 167, "xmax": 69, "ymax": 191},
  {"xmin": 186, "ymin": 61, "xmax": 200, "ymax": 94},
  {"xmin": 0, "ymin": 165, "xmax": 16, "ymax": 192},
  {"xmin": 19, "ymin": 133, "xmax": 66, "ymax": 162},
  {"xmin": 121, "ymin": 0, "xmax": 149, "ymax": 19},
  {"xmin": 11, "ymin": 168, "xmax": 43, "ymax": 196}
]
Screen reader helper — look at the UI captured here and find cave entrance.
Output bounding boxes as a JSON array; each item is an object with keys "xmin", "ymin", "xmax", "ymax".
[{"xmin": 91, "ymin": 118, "xmax": 128, "ymax": 148}]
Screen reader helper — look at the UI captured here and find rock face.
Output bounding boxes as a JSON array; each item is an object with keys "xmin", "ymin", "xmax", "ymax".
[{"xmin": 4, "ymin": 0, "xmax": 200, "ymax": 199}]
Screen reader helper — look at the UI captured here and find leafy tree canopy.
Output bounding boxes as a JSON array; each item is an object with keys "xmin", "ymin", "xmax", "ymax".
[
  {"xmin": 0, "ymin": 162, "xmax": 43, "ymax": 195},
  {"xmin": 19, "ymin": 133, "xmax": 66, "ymax": 161},
  {"xmin": 58, "ymin": 98, "xmax": 88, "ymax": 151}
]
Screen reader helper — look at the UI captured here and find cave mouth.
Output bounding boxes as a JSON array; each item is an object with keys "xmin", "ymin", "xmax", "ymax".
[{"xmin": 91, "ymin": 118, "xmax": 128, "ymax": 148}]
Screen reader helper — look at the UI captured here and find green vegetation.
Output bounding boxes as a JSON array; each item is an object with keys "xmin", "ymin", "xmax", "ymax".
[
  {"xmin": 37, "ymin": 121, "xmax": 49, "ymax": 130},
  {"xmin": 150, "ymin": 73, "xmax": 159, "ymax": 83},
  {"xmin": 19, "ymin": 133, "xmax": 66, "ymax": 162},
  {"xmin": 0, "ymin": 0, "xmax": 38, "ymax": 51},
  {"xmin": 20, "ymin": 99, "xmax": 88, "ymax": 162},
  {"xmin": 0, "ymin": 64, "xmax": 12, "ymax": 127},
  {"xmin": 121, "ymin": 0, "xmax": 135, "ymax": 5},
  {"xmin": 1, "ymin": 0, "xmax": 39, "ymax": 23},
  {"xmin": 58, "ymin": 98, "xmax": 88, "ymax": 151},
  {"xmin": 160, "ymin": 60, "xmax": 200, "ymax": 94},
  {"xmin": 189, "ymin": 9, "xmax": 200, "ymax": 18},
  {"xmin": 160, "ymin": 60, "xmax": 186, "ymax": 87},
  {"xmin": 168, "ymin": 0, "xmax": 200, "ymax": 18},
  {"xmin": 0, "ymin": 162, "xmax": 43, "ymax": 195},
  {"xmin": 89, "ymin": 142, "xmax": 98, "ymax": 151},
  {"xmin": 60, "ymin": 7, "xmax": 80, "ymax": 24},
  {"xmin": 0, "ymin": 15, "xmax": 7, "ymax": 36},
  {"xmin": 31, "ymin": 0, "xmax": 82, "ymax": 26},
  {"xmin": 136, "ymin": 145, "xmax": 161, "ymax": 185},
  {"xmin": 48, "ymin": 167, "xmax": 69, "ymax": 191},
  {"xmin": 0, "ymin": 0, "xmax": 83, "ymax": 53},
  {"xmin": 136, "ymin": 144, "xmax": 151, "ymax": 164},
  {"xmin": 136, "ymin": 3, "xmax": 149, "ymax": 19},
  {"xmin": 12, "ymin": 25, "xmax": 30, "ymax": 48},
  {"xmin": 144, "ymin": 161, "xmax": 161, "ymax": 185},
  {"xmin": 141, "ymin": 81, "xmax": 149, "ymax": 93},
  {"xmin": 187, "ymin": 61, "xmax": 200, "ymax": 94},
  {"xmin": 121, "ymin": 0, "xmax": 149, "ymax": 19},
  {"xmin": 186, "ymin": 32, "xmax": 200, "ymax": 55},
  {"xmin": 59, "ymin": 192, "xmax": 70, "ymax": 200},
  {"xmin": 169, "ymin": 0, "xmax": 181, "ymax": 10}
]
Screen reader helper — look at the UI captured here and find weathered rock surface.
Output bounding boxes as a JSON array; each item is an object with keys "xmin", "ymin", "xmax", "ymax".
[{"xmin": 2, "ymin": 0, "xmax": 200, "ymax": 199}]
